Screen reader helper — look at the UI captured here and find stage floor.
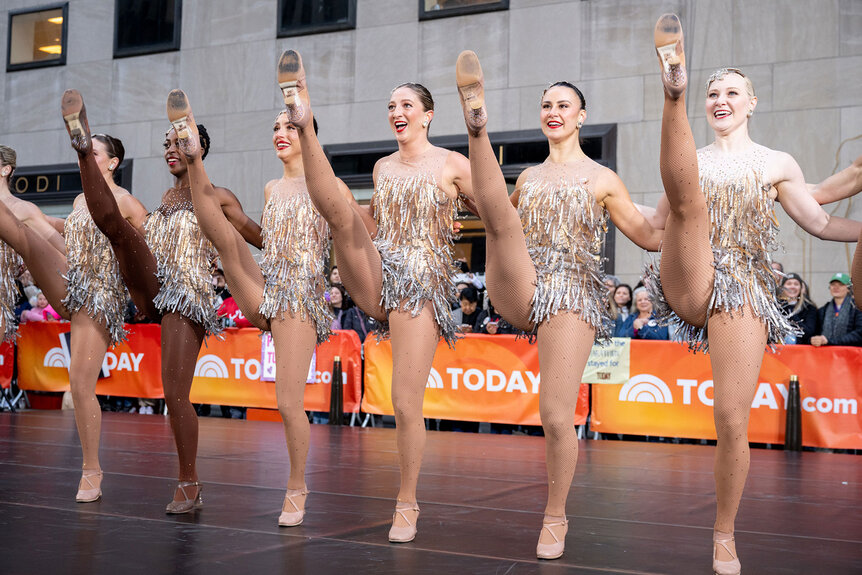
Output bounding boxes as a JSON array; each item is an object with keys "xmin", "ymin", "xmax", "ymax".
[{"xmin": 0, "ymin": 411, "xmax": 859, "ymax": 574}]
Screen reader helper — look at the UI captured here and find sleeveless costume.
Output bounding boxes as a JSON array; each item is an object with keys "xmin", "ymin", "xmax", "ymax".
[
  {"xmin": 372, "ymin": 149, "xmax": 459, "ymax": 346},
  {"xmin": 0, "ymin": 241, "xmax": 22, "ymax": 342},
  {"xmin": 648, "ymin": 143, "xmax": 796, "ymax": 351},
  {"xmin": 259, "ymin": 177, "xmax": 332, "ymax": 344},
  {"xmin": 63, "ymin": 205, "xmax": 128, "ymax": 344},
  {"xmin": 145, "ymin": 197, "xmax": 222, "ymax": 336},
  {"xmin": 518, "ymin": 161, "xmax": 612, "ymax": 342}
]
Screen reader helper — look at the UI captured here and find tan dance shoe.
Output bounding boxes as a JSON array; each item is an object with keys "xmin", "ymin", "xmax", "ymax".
[
  {"xmin": 278, "ymin": 487, "xmax": 309, "ymax": 527},
  {"xmin": 277, "ymin": 50, "xmax": 312, "ymax": 130},
  {"xmin": 713, "ymin": 530, "xmax": 741, "ymax": 575},
  {"xmin": 388, "ymin": 502, "xmax": 420, "ymax": 543},
  {"xmin": 536, "ymin": 515, "xmax": 568, "ymax": 560},
  {"xmin": 654, "ymin": 13, "xmax": 687, "ymax": 99},
  {"xmin": 455, "ymin": 50, "xmax": 487, "ymax": 136},
  {"xmin": 75, "ymin": 470, "xmax": 102, "ymax": 503},
  {"xmin": 165, "ymin": 481, "xmax": 203, "ymax": 514},
  {"xmin": 61, "ymin": 89, "xmax": 92, "ymax": 154}
]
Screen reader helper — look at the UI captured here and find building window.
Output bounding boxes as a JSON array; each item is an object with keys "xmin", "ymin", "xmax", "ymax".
[
  {"xmin": 114, "ymin": 0, "xmax": 182, "ymax": 58},
  {"xmin": 278, "ymin": 0, "xmax": 356, "ymax": 38},
  {"xmin": 6, "ymin": 4, "xmax": 68, "ymax": 72},
  {"xmin": 419, "ymin": 0, "xmax": 508, "ymax": 21}
]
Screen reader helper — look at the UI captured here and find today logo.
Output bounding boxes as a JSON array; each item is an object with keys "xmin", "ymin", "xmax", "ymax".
[{"xmin": 618, "ymin": 373, "xmax": 858, "ymax": 415}]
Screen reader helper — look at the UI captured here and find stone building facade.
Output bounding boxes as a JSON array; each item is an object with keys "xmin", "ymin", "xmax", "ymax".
[{"xmin": 1, "ymin": 0, "xmax": 860, "ymax": 302}]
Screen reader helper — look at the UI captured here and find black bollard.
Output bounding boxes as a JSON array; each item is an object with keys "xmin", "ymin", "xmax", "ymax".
[
  {"xmin": 328, "ymin": 356, "xmax": 343, "ymax": 426},
  {"xmin": 784, "ymin": 375, "xmax": 802, "ymax": 451}
]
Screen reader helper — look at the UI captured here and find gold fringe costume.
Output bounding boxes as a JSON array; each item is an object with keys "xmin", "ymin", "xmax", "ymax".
[
  {"xmin": 372, "ymin": 149, "xmax": 459, "ymax": 346},
  {"xmin": 145, "ymin": 199, "xmax": 222, "ymax": 336},
  {"xmin": 647, "ymin": 143, "xmax": 796, "ymax": 352},
  {"xmin": 0, "ymin": 240, "xmax": 22, "ymax": 342},
  {"xmin": 62, "ymin": 206, "xmax": 128, "ymax": 345},
  {"xmin": 259, "ymin": 177, "xmax": 332, "ymax": 344},
  {"xmin": 518, "ymin": 161, "xmax": 612, "ymax": 342}
]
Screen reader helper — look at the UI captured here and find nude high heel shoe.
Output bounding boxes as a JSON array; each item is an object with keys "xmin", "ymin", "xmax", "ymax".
[
  {"xmin": 278, "ymin": 487, "xmax": 309, "ymax": 527},
  {"xmin": 654, "ymin": 13, "xmax": 687, "ymax": 99},
  {"xmin": 76, "ymin": 470, "xmax": 102, "ymax": 503},
  {"xmin": 388, "ymin": 502, "xmax": 420, "ymax": 543},
  {"xmin": 165, "ymin": 481, "xmax": 203, "ymax": 514},
  {"xmin": 713, "ymin": 530, "xmax": 741, "ymax": 575},
  {"xmin": 536, "ymin": 515, "xmax": 568, "ymax": 560}
]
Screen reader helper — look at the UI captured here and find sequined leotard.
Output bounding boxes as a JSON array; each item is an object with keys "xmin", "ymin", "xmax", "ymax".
[
  {"xmin": 518, "ymin": 161, "xmax": 612, "ymax": 342},
  {"xmin": 0, "ymin": 240, "xmax": 21, "ymax": 342},
  {"xmin": 62, "ymin": 205, "xmax": 128, "ymax": 344},
  {"xmin": 259, "ymin": 177, "xmax": 332, "ymax": 343},
  {"xmin": 145, "ymin": 196, "xmax": 221, "ymax": 335},
  {"xmin": 650, "ymin": 143, "xmax": 794, "ymax": 351},
  {"xmin": 372, "ymin": 148, "xmax": 459, "ymax": 345}
]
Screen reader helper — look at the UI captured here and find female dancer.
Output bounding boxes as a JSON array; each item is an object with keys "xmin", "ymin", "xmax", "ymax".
[
  {"xmin": 60, "ymin": 90, "xmax": 262, "ymax": 513},
  {"xmin": 165, "ymin": 90, "xmax": 356, "ymax": 526},
  {"xmin": 645, "ymin": 15, "xmax": 862, "ymax": 574},
  {"xmin": 453, "ymin": 52, "xmax": 661, "ymax": 559},
  {"xmin": 276, "ymin": 50, "xmax": 474, "ymax": 543}
]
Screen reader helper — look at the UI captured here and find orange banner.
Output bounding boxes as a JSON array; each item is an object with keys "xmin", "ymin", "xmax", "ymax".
[
  {"xmin": 362, "ymin": 334, "xmax": 590, "ymax": 426},
  {"xmin": 591, "ymin": 340, "xmax": 862, "ymax": 449},
  {"xmin": 0, "ymin": 341, "xmax": 13, "ymax": 389},
  {"xmin": 16, "ymin": 323, "xmax": 363, "ymax": 412},
  {"xmin": 17, "ymin": 322, "xmax": 163, "ymax": 398},
  {"xmin": 190, "ymin": 328, "xmax": 363, "ymax": 412}
]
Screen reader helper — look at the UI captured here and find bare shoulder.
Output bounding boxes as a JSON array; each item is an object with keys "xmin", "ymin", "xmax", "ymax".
[{"xmin": 264, "ymin": 179, "xmax": 280, "ymax": 192}]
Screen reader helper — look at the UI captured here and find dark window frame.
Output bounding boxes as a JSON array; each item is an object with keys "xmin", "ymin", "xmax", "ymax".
[
  {"xmin": 419, "ymin": 0, "xmax": 508, "ymax": 21},
  {"xmin": 325, "ymin": 124, "xmax": 619, "ymax": 273},
  {"xmin": 277, "ymin": 0, "xmax": 356, "ymax": 38},
  {"xmin": 6, "ymin": 3, "xmax": 69, "ymax": 72},
  {"xmin": 113, "ymin": 0, "xmax": 182, "ymax": 59}
]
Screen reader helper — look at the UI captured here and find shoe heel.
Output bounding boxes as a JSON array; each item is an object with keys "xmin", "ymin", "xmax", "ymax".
[
  {"xmin": 655, "ymin": 42, "xmax": 679, "ymax": 75},
  {"xmin": 166, "ymin": 90, "xmax": 192, "ymax": 139},
  {"xmin": 456, "ymin": 51, "xmax": 484, "ymax": 110},
  {"xmin": 64, "ymin": 113, "xmax": 84, "ymax": 137},
  {"xmin": 277, "ymin": 50, "xmax": 302, "ymax": 107}
]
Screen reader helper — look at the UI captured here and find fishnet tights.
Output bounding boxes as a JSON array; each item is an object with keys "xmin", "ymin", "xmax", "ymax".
[{"xmin": 853, "ymin": 229, "xmax": 862, "ymax": 310}]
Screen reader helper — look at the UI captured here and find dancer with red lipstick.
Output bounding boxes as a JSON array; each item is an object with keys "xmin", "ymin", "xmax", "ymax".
[
  {"xmin": 60, "ymin": 90, "xmax": 262, "ymax": 513},
  {"xmin": 275, "ymin": 50, "xmax": 476, "ymax": 543},
  {"xmin": 164, "ymin": 89, "xmax": 372, "ymax": 526},
  {"xmin": 639, "ymin": 15, "xmax": 862, "ymax": 574},
  {"xmin": 453, "ymin": 51, "xmax": 661, "ymax": 560}
]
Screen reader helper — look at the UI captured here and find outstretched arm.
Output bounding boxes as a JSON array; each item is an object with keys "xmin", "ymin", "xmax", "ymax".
[
  {"xmin": 215, "ymin": 186, "xmax": 263, "ymax": 249},
  {"xmin": 809, "ymin": 153, "xmax": 862, "ymax": 205},
  {"xmin": 776, "ymin": 152, "xmax": 862, "ymax": 241},
  {"xmin": 635, "ymin": 194, "xmax": 670, "ymax": 231},
  {"xmin": 599, "ymin": 169, "xmax": 663, "ymax": 252}
]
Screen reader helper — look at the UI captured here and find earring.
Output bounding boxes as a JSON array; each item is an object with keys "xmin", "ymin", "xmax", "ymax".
[
  {"xmin": 1, "ymin": 169, "xmax": 8, "ymax": 177},
  {"xmin": 747, "ymin": 110, "xmax": 753, "ymax": 117},
  {"xmin": 577, "ymin": 122, "xmax": 583, "ymax": 128},
  {"xmin": 422, "ymin": 120, "xmax": 428, "ymax": 128}
]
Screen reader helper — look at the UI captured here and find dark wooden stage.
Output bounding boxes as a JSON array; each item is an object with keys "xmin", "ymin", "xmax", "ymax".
[{"xmin": 0, "ymin": 411, "xmax": 859, "ymax": 574}]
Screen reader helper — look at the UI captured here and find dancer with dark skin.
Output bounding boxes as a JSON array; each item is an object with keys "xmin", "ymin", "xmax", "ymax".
[
  {"xmin": 454, "ymin": 51, "xmax": 661, "ymax": 560},
  {"xmin": 165, "ymin": 90, "xmax": 369, "ymax": 526},
  {"xmin": 61, "ymin": 90, "xmax": 262, "ymax": 513},
  {"xmin": 276, "ymin": 50, "xmax": 476, "ymax": 543},
  {"xmin": 643, "ymin": 15, "xmax": 862, "ymax": 574}
]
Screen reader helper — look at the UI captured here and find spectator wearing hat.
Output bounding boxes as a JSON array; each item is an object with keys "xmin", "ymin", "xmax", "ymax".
[
  {"xmin": 778, "ymin": 273, "xmax": 817, "ymax": 344},
  {"xmin": 811, "ymin": 273, "xmax": 862, "ymax": 347}
]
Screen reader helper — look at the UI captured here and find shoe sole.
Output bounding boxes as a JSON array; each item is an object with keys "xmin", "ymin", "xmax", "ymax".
[
  {"xmin": 277, "ymin": 50, "xmax": 304, "ymax": 108},
  {"xmin": 166, "ymin": 89, "xmax": 192, "ymax": 139},
  {"xmin": 61, "ymin": 90, "xmax": 86, "ymax": 137},
  {"xmin": 456, "ymin": 51, "xmax": 484, "ymax": 110},
  {"xmin": 654, "ymin": 14, "xmax": 684, "ymax": 73}
]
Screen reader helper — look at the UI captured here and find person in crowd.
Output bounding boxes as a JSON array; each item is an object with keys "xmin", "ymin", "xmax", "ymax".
[
  {"xmin": 811, "ymin": 273, "xmax": 862, "ymax": 347},
  {"xmin": 604, "ymin": 274, "xmax": 621, "ymax": 294},
  {"xmin": 452, "ymin": 286, "xmax": 481, "ymax": 333},
  {"xmin": 614, "ymin": 287, "xmax": 668, "ymax": 340},
  {"xmin": 328, "ymin": 283, "xmax": 350, "ymax": 330},
  {"xmin": 20, "ymin": 292, "xmax": 54, "ymax": 322},
  {"xmin": 608, "ymin": 283, "xmax": 633, "ymax": 324},
  {"xmin": 778, "ymin": 273, "xmax": 817, "ymax": 344},
  {"xmin": 329, "ymin": 265, "xmax": 341, "ymax": 286},
  {"xmin": 212, "ymin": 268, "xmax": 230, "ymax": 305},
  {"xmin": 453, "ymin": 257, "xmax": 484, "ymax": 289}
]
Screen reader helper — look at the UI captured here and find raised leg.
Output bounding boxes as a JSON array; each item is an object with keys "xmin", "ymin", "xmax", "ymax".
[
  {"xmin": 535, "ymin": 312, "xmax": 594, "ymax": 559},
  {"xmin": 165, "ymin": 90, "xmax": 269, "ymax": 331},
  {"xmin": 456, "ymin": 51, "xmax": 536, "ymax": 331},
  {"xmin": 0, "ymin": 200, "xmax": 69, "ymax": 319},
  {"xmin": 279, "ymin": 50, "xmax": 386, "ymax": 321},
  {"xmin": 708, "ymin": 305, "xmax": 767, "ymax": 573},
  {"xmin": 653, "ymin": 14, "xmax": 714, "ymax": 327},
  {"xmin": 61, "ymin": 90, "xmax": 160, "ymax": 320},
  {"xmin": 388, "ymin": 305, "xmax": 439, "ymax": 539},
  {"xmin": 160, "ymin": 312, "xmax": 206, "ymax": 504},
  {"xmin": 69, "ymin": 312, "xmax": 110, "ymax": 500},
  {"xmin": 271, "ymin": 316, "xmax": 317, "ymax": 524}
]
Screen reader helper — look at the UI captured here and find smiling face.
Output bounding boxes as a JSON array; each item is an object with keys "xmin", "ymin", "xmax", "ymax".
[
  {"xmin": 329, "ymin": 286, "xmax": 343, "ymax": 308},
  {"xmin": 388, "ymin": 86, "xmax": 432, "ymax": 144},
  {"xmin": 163, "ymin": 129, "xmax": 186, "ymax": 177},
  {"xmin": 36, "ymin": 293, "xmax": 48, "ymax": 308},
  {"xmin": 830, "ymin": 280, "xmax": 850, "ymax": 301},
  {"xmin": 782, "ymin": 278, "xmax": 801, "ymax": 299},
  {"xmin": 272, "ymin": 112, "xmax": 300, "ymax": 162},
  {"xmin": 635, "ymin": 290, "xmax": 652, "ymax": 315},
  {"xmin": 705, "ymin": 72, "xmax": 757, "ymax": 135},
  {"xmin": 540, "ymin": 85, "xmax": 586, "ymax": 143}
]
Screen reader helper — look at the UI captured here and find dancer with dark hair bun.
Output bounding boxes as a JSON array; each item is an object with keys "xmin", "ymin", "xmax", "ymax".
[
  {"xmin": 276, "ymin": 50, "xmax": 475, "ymax": 543},
  {"xmin": 61, "ymin": 90, "xmax": 262, "ymax": 513},
  {"xmin": 165, "ymin": 88, "xmax": 370, "ymax": 526},
  {"xmin": 454, "ymin": 51, "xmax": 661, "ymax": 560},
  {"xmin": 641, "ymin": 15, "xmax": 862, "ymax": 574}
]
